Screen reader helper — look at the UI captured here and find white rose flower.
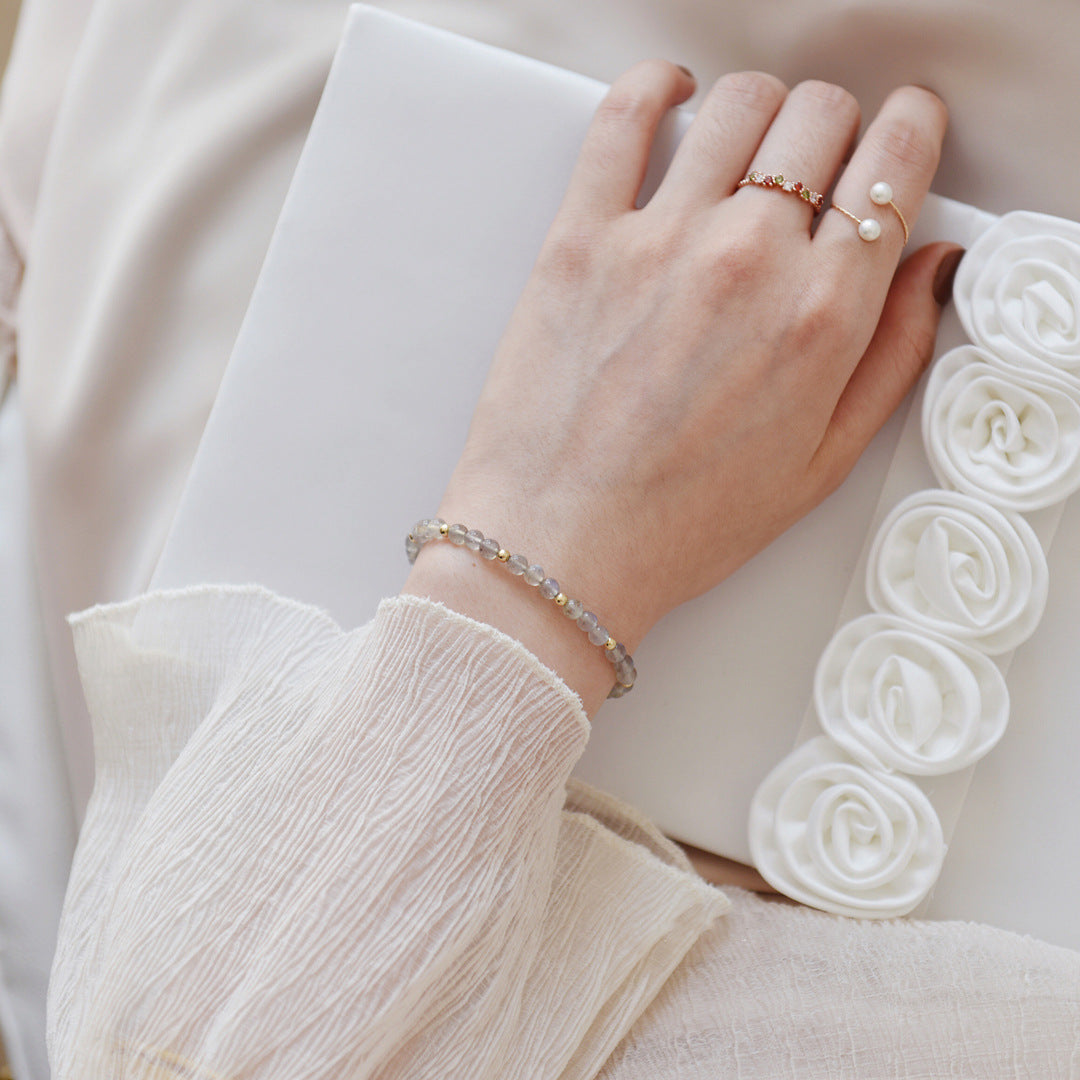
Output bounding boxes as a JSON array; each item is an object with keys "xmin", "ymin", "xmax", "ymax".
[
  {"xmin": 923, "ymin": 344, "xmax": 1080, "ymax": 511},
  {"xmin": 866, "ymin": 490, "xmax": 1047, "ymax": 654},
  {"xmin": 748, "ymin": 736, "xmax": 944, "ymax": 919},
  {"xmin": 954, "ymin": 210, "xmax": 1080, "ymax": 384},
  {"xmin": 814, "ymin": 614, "xmax": 1009, "ymax": 775}
]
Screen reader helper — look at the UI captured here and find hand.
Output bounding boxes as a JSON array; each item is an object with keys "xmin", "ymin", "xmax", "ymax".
[{"xmin": 406, "ymin": 64, "xmax": 957, "ymax": 712}]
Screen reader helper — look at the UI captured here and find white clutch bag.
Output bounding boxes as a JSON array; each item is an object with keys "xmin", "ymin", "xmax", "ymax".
[{"xmin": 153, "ymin": 6, "xmax": 1080, "ymax": 947}]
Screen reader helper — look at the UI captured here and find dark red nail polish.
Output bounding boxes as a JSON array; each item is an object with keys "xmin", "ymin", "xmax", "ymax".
[{"xmin": 933, "ymin": 248, "xmax": 964, "ymax": 306}]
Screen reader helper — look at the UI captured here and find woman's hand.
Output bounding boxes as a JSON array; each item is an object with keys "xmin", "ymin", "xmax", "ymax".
[{"xmin": 406, "ymin": 63, "xmax": 957, "ymax": 712}]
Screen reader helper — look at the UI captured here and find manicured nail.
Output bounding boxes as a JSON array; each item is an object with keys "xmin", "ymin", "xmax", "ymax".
[
  {"xmin": 677, "ymin": 64, "xmax": 695, "ymax": 80},
  {"xmin": 932, "ymin": 247, "xmax": 964, "ymax": 306}
]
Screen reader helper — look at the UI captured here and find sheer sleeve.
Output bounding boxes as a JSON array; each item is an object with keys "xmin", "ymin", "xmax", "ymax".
[{"xmin": 48, "ymin": 587, "xmax": 726, "ymax": 1079}]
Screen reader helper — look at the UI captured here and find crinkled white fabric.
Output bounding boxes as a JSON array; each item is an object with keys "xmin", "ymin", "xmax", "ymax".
[
  {"xmin": 601, "ymin": 884, "xmax": 1080, "ymax": 1079},
  {"xmin": 866, "ymin": 489, "xmax": 1048, "ymax": 654},
  {"xmin": 813, "ymin": 613, "xmax": 1009, "ymax": 775},
  {"xmin": 51, "ymin": 585, "xmax": 1080, "ymax": 1077},
  {"xmin": 924, "ymin": 343, "xmax": 1080, "ymax": 511},
  {"xmin": 747, "ymin": 736, "xmax": 944, "ymax": 919},
  {"xmin": 954, "ymin": 210, "xmax": 1080, "ymax": 384},
  {"xmin": 50, "ymin": 587, "xmax": 726, "ymax": 1080}
]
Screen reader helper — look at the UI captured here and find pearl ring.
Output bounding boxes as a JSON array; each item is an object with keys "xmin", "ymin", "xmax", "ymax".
[{"xmin": 830, "ymin": 181, "xmax": 910, "ymax": 244}]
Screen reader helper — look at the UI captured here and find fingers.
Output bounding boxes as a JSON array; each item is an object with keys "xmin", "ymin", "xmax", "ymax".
[
  {"xmin": 812, "ymin": 242, "xmax": 963, "ymax": 486},
  {"xmin": 561, "ymin": 60, "xmax": 696, "ymax": 218},
  {"xmin": 652, "ymin": 71, "xmax": 787, "ymax": 209},
  {"xmin": 737, "ymin": 80, "xmax": 861, "ymax": 232},
  {"xmin": 815, "ymin": 86, "xmax": 948, "ymax": 269}
]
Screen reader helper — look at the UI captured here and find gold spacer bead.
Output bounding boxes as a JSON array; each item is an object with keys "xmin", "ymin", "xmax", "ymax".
[
  {"xmin": 439, "ymin": 522, "xmax": 449, "ymax": 536},
  {"xmin": 497, "ymin": 548, "xmax": 511, "ymax": 562},
  {"xmin": 554, "ymin": 592, "xmax": 568, "ymax": 606},
  {"xmin": 604, "ymin": 637, "xmax": 617, "ymax": 650}
]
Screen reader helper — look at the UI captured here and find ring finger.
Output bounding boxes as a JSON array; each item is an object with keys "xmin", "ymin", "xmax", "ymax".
[{"xmin": 736, "ymin": 80, "xmax": 861, "ymax": 232}]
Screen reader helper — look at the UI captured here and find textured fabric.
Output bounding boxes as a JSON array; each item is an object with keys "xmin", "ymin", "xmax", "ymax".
[
  {"xmin": 604, "ymin": 888, "xmax": 1080, "ymax": 1078},
  {"xmin": 50, "ymin": 588, "xmax": 725, "ymax": 1079},
  {"xmin": 50, "ymin": 585, "xmax": 1080, "ymax": 1078},
  {"xmin": 3, "ymin": 1, "xmax": 1080, "ymax": 1075}
]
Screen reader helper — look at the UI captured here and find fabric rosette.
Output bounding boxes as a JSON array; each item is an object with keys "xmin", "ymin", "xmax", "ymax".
[
  {"xmin": 748, "ymin": 736, "xmax": 945, "ymax": 919},
  {"xmin": 814, "ymin": 614, "xmax": 1009, "ymax": 775},
  {"xmin": 866, "ymin": 490, "xmax": 1047, "ymax": 654},
  {"xmin": 954, "ymin": 210, "xmax": 1080, "ymax": 385},
  {"xmin": 923, "ymin": 344, "xmax": 1080, "ymax": 511}
]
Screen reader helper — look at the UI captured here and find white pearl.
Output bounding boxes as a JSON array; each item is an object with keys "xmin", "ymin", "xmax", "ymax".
[
  {"xmin": 870, "ymin": 181, "xmax": 893, "ymax": 206},
  {"xmin": 858, "ymin": 217, "xmax": 882, "ymax": 241}
]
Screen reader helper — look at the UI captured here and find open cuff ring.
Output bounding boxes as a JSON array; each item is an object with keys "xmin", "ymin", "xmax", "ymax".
[
  {"xmin": 737, "ymin": 171, "xmax": 826, "ymax": 213},
  {"xmin": 831, "ymin": 181, "xmax": 910, "ymax": 244}
]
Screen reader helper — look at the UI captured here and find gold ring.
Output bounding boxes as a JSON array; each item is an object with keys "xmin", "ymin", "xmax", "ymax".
[
  {"xmin": 830, "ymin": 181, "xmax": 909, "ymax": 244},
  {"xmin": 736, "ymin": 171, "xmax": 826, "ymax": 213}
]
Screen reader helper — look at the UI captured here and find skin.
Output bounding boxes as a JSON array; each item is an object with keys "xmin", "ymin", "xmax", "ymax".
[{"xmin": 404, "ymin": 63, "xmax": 955, "ymax": 719}]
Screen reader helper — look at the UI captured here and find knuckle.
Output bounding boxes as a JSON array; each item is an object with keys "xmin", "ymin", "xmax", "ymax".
[
  {"xmin": 792, "ymin": 79, "xmax": 860, "ymax": 124},
  {"xmin": 795, "ymin": 281, "xmax": 857, "ymax": 348},
  {"xmin": 596, "ymin": 88, "xmax": 656, "ymax": 127},
  {"xmin": 709, "ymin": 70, "xmax": 787, "ymax": 114},
  {"xmin": 697, "ymin": 218, "xmax": 780, "ymax": 295},
  {"xmin": 539, "ymin": 223, "xmax": 599, "ymax": 282},
  {"xmin": 869, "ymin": 116, "xmax": 940, "ymax": 176}
]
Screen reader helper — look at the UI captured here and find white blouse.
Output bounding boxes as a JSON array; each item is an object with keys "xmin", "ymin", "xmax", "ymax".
[{"xmin": 48, "ymin": 587, "xmax": 1080, "ymax": 1077}]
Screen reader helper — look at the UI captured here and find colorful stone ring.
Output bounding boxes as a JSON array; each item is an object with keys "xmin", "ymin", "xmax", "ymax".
[
  {"xmin": 736, "ymin": 171, "xmax": 826, "ymax": 212},
  {"xmin": 831, "ymin": 181, "xmax": 910, "ymax": 244}
]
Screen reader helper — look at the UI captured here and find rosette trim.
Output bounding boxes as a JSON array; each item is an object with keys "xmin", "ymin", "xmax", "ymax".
[
  {"xmin": 923, "ymin": 344, "xmax": 1080, "ymax": 511},
  {"xmin": 749, "ymin": 736, "xmax": 945, "ymax": 919},
  {"xmin": 814, "ymin": 614, "xmax": 1009, "ymax": 775},
  {"xmin": 866, "ymin": 490, "xmax": 1047, "ymax": 654}
]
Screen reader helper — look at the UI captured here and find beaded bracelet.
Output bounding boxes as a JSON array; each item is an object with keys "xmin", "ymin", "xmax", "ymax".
[{"xmin": 407, "ymin": 518, "xmax": 637, "ymax": 698}]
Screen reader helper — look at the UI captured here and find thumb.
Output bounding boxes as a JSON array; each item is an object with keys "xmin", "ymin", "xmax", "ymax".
[{"xmin": 813, "ymin": 241, "xmax": 964, "ymax": 484}]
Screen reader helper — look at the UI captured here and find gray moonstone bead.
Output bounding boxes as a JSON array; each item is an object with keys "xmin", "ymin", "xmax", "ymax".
[
  {"xmin": 447, "ymin": 523, "xmax": 468, "ymax": 545},
  {"xmin": 539, "ymin": 578, "xmax": 560, "ymax": 600},
  {"xmin": 588, "ymin": 623, "xmax": 609, "ymax": 646},
  {"xmin": 463, "ymin": 528, "xmax": 484, "ymax": 551},
  {"xmin": 563, "ymin": 598, "xmax": 584, "ymax": 620},
  {"xmin": 479, "ymin": 537, "xmax": 500, "ymax": 560},
  {"xmin": 577, "ymin": 611, "xmax": 598, "ymax": 635},
  {"xmin": 524, "ymin": 564, "xmax": 545, "ymax": 586},
  {"xmin": 507, "ymin": 554, "xmax": 528, "ymax": 575},
  {"xmin": 606, "ymin": 642, "xmax": 627, "ymax": 665}
]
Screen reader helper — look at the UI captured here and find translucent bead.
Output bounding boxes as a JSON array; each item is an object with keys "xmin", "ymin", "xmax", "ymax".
[
  {"xmin": 464, "ymin": 528, "xmax": 484, "ymax": 552},
  {"xmin": 577, "ymin": 611, "xmax": 598, "ymax": 635},
  {"xmin": 507, "ymin": 554, "xmax": 528, "ymax": 576},
  {"xmin": 414, "ymin": 518, "xmax": 443, "ymax": 542},
  {"xmin": 479, "ymin": 537, "xmax": 500, "ymax": 560},
  {"xmin": 524, "ymin": 564, "xmax": 545, "ymax": 586},
  {"xmin": 614, "ymin": 658, "xmax": 637, "ymax": 687},
  {"xmin": 405, "ymin": 536, "xmax": 420, "ymax": 562},
  {"xmin": 447, "ymin": 523, "xmax": 468, "ymax": 545},
  {"xmin": 563, "ymin": 598, "xmax": 584, "ymax": 620},
  {"xmin": 539, "ymin": 578, "xmax": 560, "ymax": 600},
  {"xmin": 588, "ymin": 623, "xmax": 609, "ymax": 646},
  {"xmin": 608, "ymin": 681, "xmax": 631, "ymax": 699},
  {"xmin": 606, "ymin": 642, "xmax": 627, "ymax": 665}
]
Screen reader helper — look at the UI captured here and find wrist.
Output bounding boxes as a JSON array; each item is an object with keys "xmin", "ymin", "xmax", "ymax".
[{"xmin": 402, "ymin": 520, "xmax": 637, "ymax": 715}]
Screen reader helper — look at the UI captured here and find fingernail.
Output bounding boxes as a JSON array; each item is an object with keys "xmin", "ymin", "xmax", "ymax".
[
  {"xmin": 677, "ymin": 64, "xmax": 695, "ymax": 80},
  {"xmin": 932, "ymin": 247, "xmax": 964, "ymax": 306}
]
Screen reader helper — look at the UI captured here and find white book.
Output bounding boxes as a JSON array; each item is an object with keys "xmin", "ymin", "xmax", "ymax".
[{"xmin": 153, "ymin": 6, "xmax": 1080, "ymax": 946}]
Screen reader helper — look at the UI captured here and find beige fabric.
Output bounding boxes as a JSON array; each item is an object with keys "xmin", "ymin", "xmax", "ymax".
[
  {"xmin": 50, "ymin": 585, "xmax": 1080, "ymax": 1078},
  {"xmin": 11, "ymin": 0, "xmax": 1080, "ymax": 821},
  {"xmin": 4, "ymin": 1, "xmax": 1080, "ymax": 1076},
  {"xmin": 51, "ymin": 588, "xmax": 725, "ymax": 1079}
]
